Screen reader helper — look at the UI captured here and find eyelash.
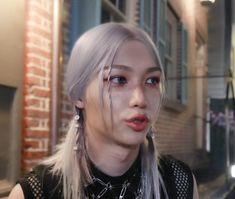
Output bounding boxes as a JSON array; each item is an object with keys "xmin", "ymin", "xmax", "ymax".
[
  {"xmin": 145, "ymin": 77, "xmax": 160, "ymax": 86},
  {"xmin": 109, "ymin": 76, "xmax": 127, "ymax": 85},
  {"xmin": 104, "ymin": 76, "xmax": 160, "ymax": 87}
]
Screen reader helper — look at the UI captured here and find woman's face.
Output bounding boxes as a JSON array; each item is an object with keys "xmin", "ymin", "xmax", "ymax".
[{"xmin": 80, "ymin": 40, "xmax": 162, "ymax": 148}]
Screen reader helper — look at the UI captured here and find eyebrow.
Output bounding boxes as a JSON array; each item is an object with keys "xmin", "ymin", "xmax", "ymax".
[{"xmin": 104, "ymin": 64, "xmax": 162, "ymax": 73}]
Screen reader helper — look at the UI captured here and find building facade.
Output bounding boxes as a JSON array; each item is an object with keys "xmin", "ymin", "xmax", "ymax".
[
  {"xmin": 0, "ymin": 0, "xmax": 209, "ymax": 196},
  {"xmin": 207, "ymin": 0, "xmax": 235, "ymax": 182}
]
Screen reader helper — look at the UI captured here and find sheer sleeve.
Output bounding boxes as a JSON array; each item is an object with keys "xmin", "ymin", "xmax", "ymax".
[{"xmin": 17, "ymin": 170, "xmax": 44, "ymax": 199}]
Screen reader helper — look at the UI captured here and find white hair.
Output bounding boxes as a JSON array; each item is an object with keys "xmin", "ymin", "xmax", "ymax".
[{"xmin": 43, "ymin": 22, "xmax": 167, "ymax": 199}]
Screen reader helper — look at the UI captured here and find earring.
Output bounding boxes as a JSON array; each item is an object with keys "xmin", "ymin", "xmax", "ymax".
[
  {"xmin": 74, "ymin": 115, "xmax": 80, "ymax": 128},
  {"xmin": 74, "ymin": 114, "xmax": 80, "ymax": 121},
  {"xmin": 74, "ymin": 106, "xmax": 82, "ymax": 128},
  {"xmin": 74, "ymin": 106, "xmax": 82, "ymax": 151},
  {"xmin": 147, "ymin": 127, "xmax": 155, "ymax": 139}
]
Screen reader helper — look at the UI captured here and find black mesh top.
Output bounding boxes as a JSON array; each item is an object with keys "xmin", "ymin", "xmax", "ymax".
[{"xmin": 17, "ymin": 155, "xmax": 194, "ymax": 199}]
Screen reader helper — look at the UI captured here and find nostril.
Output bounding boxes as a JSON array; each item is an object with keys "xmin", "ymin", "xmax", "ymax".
[{"xmin": 129, "ymin": 88, "xmax": 147, "ymax": 108}]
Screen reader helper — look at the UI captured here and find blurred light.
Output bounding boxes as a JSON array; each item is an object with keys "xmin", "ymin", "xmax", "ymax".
[
  {"xmin": 231, "ymin": 164, "xmax": 235, "ymax": 178},
  {"xmin": 200, "ymin": 0, "xmax": 216, "ymax": 6}
]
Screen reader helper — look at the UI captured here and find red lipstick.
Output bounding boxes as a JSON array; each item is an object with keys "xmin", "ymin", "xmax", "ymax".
[{"xmin": 125, "ymin": 114, "xmax": 149, "ymax": 132}]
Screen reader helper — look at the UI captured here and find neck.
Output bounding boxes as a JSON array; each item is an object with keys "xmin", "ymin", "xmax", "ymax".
[{"xmin": 86, "ymin": 138, "xmax": 140, "ymax": 177}]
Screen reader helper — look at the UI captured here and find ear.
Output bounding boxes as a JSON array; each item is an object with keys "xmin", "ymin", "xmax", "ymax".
[{"xmin": 75, "ymin": 100, "xmax": 84, "ymax": 109}]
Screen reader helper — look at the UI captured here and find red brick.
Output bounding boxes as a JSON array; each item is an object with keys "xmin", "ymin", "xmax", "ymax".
[
  {"xmin": 28, "ymin": 13, "xmax": 42, "ymax": 25},
  {"xmin": 28, "ymin": 4, "xmax": 52, "ymax": 21},
  {"xmin": 26, "ymin": 34, "xmax": 41, "ymax": 46},
  {"xmin": 27, "ymin": 46, "xmax": 51, "ymax": 59},
  {"xmin": 25, "ymin": 75, "xmax": 41, "ymax": 86},
  {"xmin": 31, "ymin": 88, "xmax": 50, "ymax": 97},
  {"xmin": 42, "ymin": 140, "xmax": 48, "ymax": 149},
  {"xmin": 24, "ymin": 140, "xmax": 40, "ymax": 149},
  {"xmin": 41, "ymin": 59, "xmax": 51, "ymax": 68},
  {"xmin": 24, "ymin": 118, "xmax": 40, "ymax": 128},
  {"xmin": 24, "ymin": 129, "xmax": 49, "ymax": 138},
  {"xmin": 27, "ymin": 24, "xmax": 51, "ymax": 40},
  {"xmin": 23, "ymin": 151, "xmax": 48, "ymax": 159},
  {"xmin": 25, "ymin": 98, "xmax": 41, "ymax": 107},
  {"xmin": 25, "ymin": 109, "xmax": 49, "ymax": 118},
  {"xmin": 26, "ymin": 66, "xmax": 46, "ymax": 76},
  {"xmin": 27, "ymin": 55, "xmax": 42, "ymax": 65}
]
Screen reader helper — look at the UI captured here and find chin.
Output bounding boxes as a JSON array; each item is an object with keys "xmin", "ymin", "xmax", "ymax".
[{"xmin": 118, "ymin": 134, "xmax": 146, "ymax": 148}]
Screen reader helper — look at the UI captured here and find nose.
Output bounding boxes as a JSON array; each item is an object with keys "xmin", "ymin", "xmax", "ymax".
[{"xmin": 129, "ymin": 86, "xmax": 147, "ymax": 108}]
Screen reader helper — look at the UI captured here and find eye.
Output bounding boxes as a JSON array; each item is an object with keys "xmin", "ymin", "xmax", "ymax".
[
  {"xmin": 109, "ymin": 76, "xmax": 127, "ymax": 85},
  {"xmin": 145, "ymin": 77, "xmax": 160, "ymax": 86}
]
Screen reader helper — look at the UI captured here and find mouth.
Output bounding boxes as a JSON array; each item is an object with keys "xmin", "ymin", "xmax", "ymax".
[{"xmin": 125, "ymin": 114, "xmax": 149, "ymax": 132}]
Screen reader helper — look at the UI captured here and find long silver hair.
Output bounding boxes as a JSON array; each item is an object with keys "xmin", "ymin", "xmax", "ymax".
[{"xmin": 44, "ymin": 22, "xmax": 167, "ymax": 199}]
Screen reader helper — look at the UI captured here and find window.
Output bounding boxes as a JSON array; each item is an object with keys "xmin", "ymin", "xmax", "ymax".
[
  {"xmin": 156, "ymin": 0, "xmax": 166, "ymax": 63},
  {"xmin": 139, "ymin": 0, "xmax": 154, "ymax": 37},
  {"xmin": 165, "ymin": 8, "xmax": 178, "ymax": 101},
  {"xmin": 156, "ymin": 2, "xmax": 188, "ymax": 104},
  {"xmin": 101, "ymin": 0, "xmax": 127, "ymax": 23},
  {"xmin": 179, "ymin": 25, "xmax": 188, "ymax": 104},
  {"xmin": 139, "ymin": 0, "xmax": 188, "ymax": 104},
  {"xmin": 69, "ymin": 0, "xmax": 101, "ymax": 49},
  {"xmin": 110, "ymin": 0, "xmax": 126, "ymax": 13}
]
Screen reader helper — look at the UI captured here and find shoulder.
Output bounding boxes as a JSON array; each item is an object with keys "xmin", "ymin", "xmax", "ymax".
[
  {"xmin": 159, "ymin": 155, "xmax": 193, "ymax": 176},
  {"xmin": 34, "ymin": 164, "xmax": 63, "ymax": 198},
  {"xmin": 8, "ymin": 184, "xmax": 25, "ymax": 199},
  {"xmin": 159, "ymin": 155, "xmax": 194, "ymax": 199},
  {"xmin": 15, "ymin": 164, "xmax": 63, "ymax": 199}
]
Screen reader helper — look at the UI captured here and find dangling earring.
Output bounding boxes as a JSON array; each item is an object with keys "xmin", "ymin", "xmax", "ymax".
[
  {"xmin": 74, "ymin": 106, "xmax": 82, "ymax": 127},
  {"xmin": 146, "ymin": 127, "xmax": 155, "ymax": 140},
  {"xmin": 74, "ymin": 114, "xmax": 80, "ymax": 128},
  {"xmin": 73, "ymin": 106, "xmax": 82, "ymax": 151}
]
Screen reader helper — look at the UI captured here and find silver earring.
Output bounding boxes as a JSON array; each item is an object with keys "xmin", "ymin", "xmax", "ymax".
[
  {"xmin": 74, "ymin": 114, "xmax": 80, "ymax": 128},
  {"xmin": 74, "ymin": 114, "xmax": 80, "ymax": 121},
  {"xmin": 74, "ymin": 107, "xmax": 83, "ymax": 151},
  {"xmin": 147, "ymin": 127, "xmax": 155, "ymax": 139},
  {"xmin": 73, "ymin": 114, "xmax": 80, "ymax": 151}
]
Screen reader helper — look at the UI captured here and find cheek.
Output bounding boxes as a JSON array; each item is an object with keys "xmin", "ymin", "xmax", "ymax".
[
  {"xmin": 147, "ymin": 91, "xmax": 162, "ymax": 113},
  {"xmin": 84, "ymin": 87, "xmax": 103, "ymax": 121},
  {"xmin": 108, "ymin": 91, "xmax": 128, "ymax": 110}
]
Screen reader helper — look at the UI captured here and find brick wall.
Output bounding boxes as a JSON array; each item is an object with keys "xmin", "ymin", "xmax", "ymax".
[
  {"xmin": 156, "ymin": 109, "xmax": 196, "ymax": 164},
  {"xmin": 22, "ymin": 0, "xmax": 53, "ymax": 173}
]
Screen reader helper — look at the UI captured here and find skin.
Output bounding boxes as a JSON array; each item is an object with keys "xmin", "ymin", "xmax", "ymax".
[
  {"xmin": 8, "ymin": 184, "xmax": 24, "ymax": 199},
  {"xmin": 78, "ymin": 40, "xmax": 162, "ymax": 176}
]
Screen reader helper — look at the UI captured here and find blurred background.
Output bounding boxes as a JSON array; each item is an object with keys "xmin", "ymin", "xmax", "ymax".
[{"xmin": 0, "ymin": 0, "xmax": 235, "ymax": 198}]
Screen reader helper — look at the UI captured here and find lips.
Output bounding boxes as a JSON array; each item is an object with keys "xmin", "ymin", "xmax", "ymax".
[{"xmin": 125, "ymin": 114, "xmax": 149, "ymax": 132}]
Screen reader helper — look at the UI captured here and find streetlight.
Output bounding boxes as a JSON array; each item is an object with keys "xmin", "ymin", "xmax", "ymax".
[{"xmin": 231, "ymin": 164, "xmax": 235, "ymax": 178}]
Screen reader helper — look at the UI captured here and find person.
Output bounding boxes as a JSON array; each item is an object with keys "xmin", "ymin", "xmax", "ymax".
[{"xmin": 9, "ymin": 22, "xmax": 199, "ymax": 199}]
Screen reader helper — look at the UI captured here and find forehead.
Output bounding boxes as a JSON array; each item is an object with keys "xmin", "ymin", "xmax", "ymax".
[{"xmin": 112, "ymin": 40, "xmax": 156, "ymax": 67}]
